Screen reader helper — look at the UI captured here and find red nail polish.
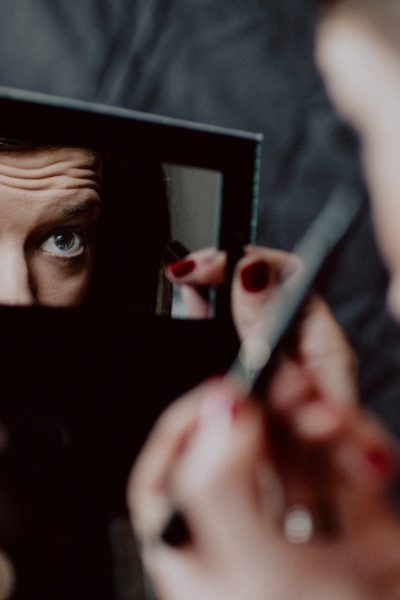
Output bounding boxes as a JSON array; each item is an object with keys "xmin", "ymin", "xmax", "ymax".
[
  {"xmin": 240, "ymin": 260, "xmax": 271, "ymax": 292},
  {"xmin": 198, "ymin": 390, "xmax": 244, "ymax": 426},
  {"xmin": 364, "ymin": 446, "xmax": 393, "ymax": 477},
  {"xmin": 230, "ymin": 399, "xmax": 244, "ymax": 421},
  {"xmin": 168, "ymin": 259, "xmax": 195, "ymax": 278}
]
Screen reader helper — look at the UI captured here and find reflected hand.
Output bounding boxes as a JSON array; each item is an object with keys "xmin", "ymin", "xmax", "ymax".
[
  {"xmin": 129, "ymin": 375, "xmax": 400, "ymax": 600},
  {"xmin": 165, "ymin": 247, "xmax": 226, "ymax": 318}
]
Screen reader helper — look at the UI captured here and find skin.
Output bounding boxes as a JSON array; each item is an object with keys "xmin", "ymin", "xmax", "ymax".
[
  {"xmin": 0, "ymin": 146, "xmax": 101, "ymax": 306},
  {"xmin": 315, "ymin": 6, "xmax": 400, "ymax": 319},
  {"xmin": 129, "ymin": 7, "xmax": 400, "ymax": 600},
  {"xmin": 133, "ymin": 247, "xmax": 398, "ymax": 599}
]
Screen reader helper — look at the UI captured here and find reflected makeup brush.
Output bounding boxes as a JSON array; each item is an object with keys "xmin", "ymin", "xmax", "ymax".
[{"xmin": 164, "ymin": 240, "xmax": 192, "ymax": 264}]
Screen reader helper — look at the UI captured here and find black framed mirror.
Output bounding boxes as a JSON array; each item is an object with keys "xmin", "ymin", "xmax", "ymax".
[
  {"xmin": 0, "ymin": 87, "xmax": 262, "ymax": 600},
  {"xmin": 0, "ymin": 87, "xmax": 261, "ymax": 320}
]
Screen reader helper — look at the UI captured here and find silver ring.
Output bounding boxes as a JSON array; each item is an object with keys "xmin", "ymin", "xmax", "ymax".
[{"xmin": 282, "ymin": 504, "xmax": 314, "ymax": 544}]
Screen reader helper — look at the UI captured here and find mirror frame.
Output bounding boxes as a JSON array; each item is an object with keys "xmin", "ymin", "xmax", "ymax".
[
  {"xmin": 0, "ymin": 87, "xmax": 263, "ymax": 598},
  {"xmin": 0, "ymin": 86, "xmax": 262, "ymax": 319}
]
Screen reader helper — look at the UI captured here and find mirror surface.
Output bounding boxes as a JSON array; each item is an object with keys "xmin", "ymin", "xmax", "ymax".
[
  {"xmin": 0, "ymin": 141, "xmax": 101, "ymax": 307},
  {"xmin": 164, "ymin": 163, "xmax": 222, "ymax": 251},
  {"xmin": 0, "ymin": 139, "xmax": 222, "ymax": 319},
  {"xmin": 160, "ymin": 163, "xmax": 222, "ymax": 318}
]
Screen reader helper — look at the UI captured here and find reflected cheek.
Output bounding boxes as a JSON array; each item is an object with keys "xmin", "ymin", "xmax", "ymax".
[{"xmin": 33, "ymin": 254, "xmax": 93, "ymax": 307}]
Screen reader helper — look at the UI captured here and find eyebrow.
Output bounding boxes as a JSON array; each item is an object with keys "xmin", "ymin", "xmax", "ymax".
[{"xmin": 61, "ymin": 199, "xmax": 101, "ymax": 217}]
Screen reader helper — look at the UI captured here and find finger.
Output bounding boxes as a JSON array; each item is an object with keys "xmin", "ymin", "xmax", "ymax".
[
  {"xmin": 173, "ymin": 388, "xmax": 264, "ymax": 500},
  {"xmin": 267, "ymin": 358, "xmax": 357, "ymax": 442},
  {"xmin": 232, "ymin": 246, "xmax": 300, "ymax": 340},
  {"xmin": 275, "ymin": 396, "xmax": 397, "ymax": 536},
  {"xmin": 262, "ymin": 355, "xmax": 357, "ymax": 536},
  {"xmin": 333, "ymin": 411, "xmax": 397, "ymax": 494},
  {"xmin": 267, "ymin": 296, "xmax": 358, "ymax": 414},
  {"xmin": 318, "ymin": 409, "xmax": 399, "ymax": 545},
  {"xmin": 165, "ymin": 248, "xmax": 226, "ymax": 286},
  {"xmin": 128, "ymin": 380, "xmax": 210, "ymax": 538},
  {"xmin": 267, "ymin": 359, "xmax": 320, "ymax": 413},
  {"xmin": 177, "ymin": 285, "xmax": 210, "ymax": 318},
  {"xmin": 169, "ymin": 389, "xmax": 282, "ymax": 555},
  {"xmin": 165, "ymin": 248, "xmax": 226, "ymax": 318},
  {"xmin": 297, "ymin": 296, "xmax": 359, "ymax": 407},
  {"xmin": 128, "ymin": 378, "xmax": 234, "ymax": 539}
]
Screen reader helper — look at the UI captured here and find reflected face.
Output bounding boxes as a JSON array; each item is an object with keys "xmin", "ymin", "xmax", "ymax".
[
  {"xmin": 316, "ymin": 9, "xmax": 400, "ymax": 320},
  {"xmin": 0, "ymin": 146, "xmax": 101, "ymax": 306}
]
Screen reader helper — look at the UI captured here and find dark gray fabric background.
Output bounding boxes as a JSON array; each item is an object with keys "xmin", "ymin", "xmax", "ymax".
[{"xmin": 0, "ymin": 0, "xmax": 399, "ymax": 434}]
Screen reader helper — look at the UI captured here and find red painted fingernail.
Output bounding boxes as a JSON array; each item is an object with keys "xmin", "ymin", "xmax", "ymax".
[
  {"xmin": 168, "ymin": 259, "xmax": 195, "ymax": 278},
  {"xmin": 199, "ymin": 390, "xmax": 245, "ymax": 426},
  {"xmin": 240, "ymin": 260, "xmax": 271, "ymax": 292},
  {"xmin": 230, "ymin": 399, "xmax": 244, "ymax": 421},
  {"xmin": 364, "ymin": 446, "xmax": 394, "ymax": 477}
]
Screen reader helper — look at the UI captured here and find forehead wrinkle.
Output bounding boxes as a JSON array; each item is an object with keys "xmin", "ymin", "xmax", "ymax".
[
  {"xmin": 0, "ymin": 173, "xmax": 101, "ymax": 192},
  {"xmin": 0, "ymin": 150, "xmax": 102, "ymax": 191},
  {"xmin": 0, "ymin": 146, "xmax": 99, "ymax": 168}
]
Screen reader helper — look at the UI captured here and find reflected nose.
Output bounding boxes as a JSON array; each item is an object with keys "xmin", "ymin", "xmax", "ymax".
[{"xmin": 0, "ymin": 244, "xmax": 35, "ymax": 306}]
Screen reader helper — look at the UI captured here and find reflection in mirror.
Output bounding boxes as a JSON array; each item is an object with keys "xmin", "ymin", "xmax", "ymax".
[
  {"xmin": 0, "ymin": 137, "xmax": 223, "ymax": 320},
  {"xmin": 0, "ymin": 137, "xmax": 101, "ymax": 307},
  {"xmin": 0, "ymin": 135, "xmax": 171, "ymax": 317},
  {"xmin": 158, "ymin": 163, "xmax": 222, "ymax": 319}
]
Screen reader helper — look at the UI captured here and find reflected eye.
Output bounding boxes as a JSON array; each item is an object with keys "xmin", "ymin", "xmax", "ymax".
[{"xmin": 40, "ymin": 230, "xmax": 85, "ymax": 258}]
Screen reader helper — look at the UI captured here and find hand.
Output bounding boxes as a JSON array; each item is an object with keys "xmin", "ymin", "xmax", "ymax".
[
  {"xmin": 128, "ymin": 376, "xmax": 400, "ymax": 600},
  {"xmin": 135, "ymin": 245, "xmax": 395, "ymax": 599},
  {"xmin": 165, "ymin": 244, "xmax": 289, "ymax": 328},
  {"xmin": 165, "ymin": 247, "xmax": 226, "ymax": 319},
  {"xmin": 166, "ymin": 245, "xmax": 300, "ymax": 335},
  {"xmin": 166, "ymin": 244, "xmax": 359, "ymax": 406}
]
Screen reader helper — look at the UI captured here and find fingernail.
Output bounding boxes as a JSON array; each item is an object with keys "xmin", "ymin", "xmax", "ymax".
[
  {"xmin": 337, "ymin": 441, "xmax": 396, "ymax": 484},
  {"xmin": 188, "ymin": 385, "xmax": 247, "ymax": 478},
  {"xmin": 240, "ymin": 260, "xmax": 271, "ymax": 292},
  {"xmin": 168, "ymin": 259, "xmax": 195, "ymax": 278},
  {"xmin": 364, "ymin": 446, "xmax": 394, "ymax": 477},
  {"xmin": 199, "ymin": 387, "xmax": 244, "ymax": 428}
]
